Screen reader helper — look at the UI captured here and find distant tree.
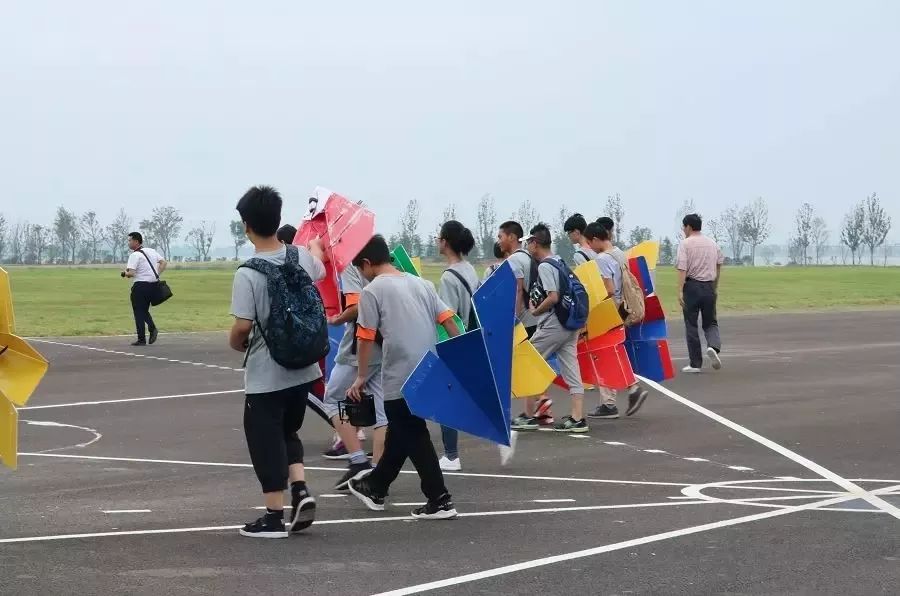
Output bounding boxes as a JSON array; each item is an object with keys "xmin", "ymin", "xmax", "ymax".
[
  {"xmin": 80, "ymin": 210, "xmax": 103, "ymax": 263},
  {"xmin": 604, "ymin": 193, "xmax": 625, "ymax": 249},
  {"xmin": 787, "ymin": 237, "xmax": 804, "ymax": 265},
  {"xmin": 150, "ymin": 206, "xmax": 183, "ymax": 259},
  {"xmin": 706, "ymin": 218, "xmax": 724, "ymax": 246},
  {"xmin": 553, "ymin": 205, "xmax": 575, "ymax": 265},
  {"xmin": 675, "ymin": 198, "xmax": 697, "ymax": 243},
  {"xmin": 810, "ymin": 216, "xmax": 829, "ymax": 265},
  {"xmin": 760, "ymin": 245, "xmax": 776, "ymax": 266},
  {"xmin": 628, "ymin": 226, "xmax": 654, "ymax": 248},
  {"xmin": 9, "ymin": 222, "xmax": 27, "ymax": 264},
  {"xmin": 739, "ymin": 197, "xmax": 771, "ymax": 266},
  {"xmin": 0, "ymin": 214, "xmax": 7, "ymax": 262},
  {"xmin": 433, "ymin": 203, "xmax": 458, "ymax": 256},
  {"xmin": 513, "ymin": 200, "xmax": 541, "ymax": 234},
  {"xmin": 476, "ymin": 193, "xmax": 497, "ymax": 258},
  {"xmin": 839, "ymin": 202, "xmax": 865, "ymax": 265},
  {"xmin": 861, "ymin": 193, "xmax": 891, "ymax": 266},
  {"xmin": 32, "ymin": 225, "xmax": 52, "ymax": 264},
  {"xmin": 139, "ymin": 218, "xmax": 156, "ymax": 248},
  {"xmin": 720, "ymin": 204, "xmax": 745, "ymax": 262},
  {"xmin": 659, "ymin": 237, "xmax": 675, "ymax": 266},
  {"xmin": 185, "ymin": 221, "xmax": 216, "ymax": 262},
  {"xmin": 104, "ymin": 208, "xmax": 132, "ymax": 263},
  {"xmin": 395, "ymin": 199, "xmax": 422, "ymax": 256},
  {"xmin": 793, "ymin": 203, "xmax": 814, "ymax": 265},
  {"xmin": 53, "ymin": 206, "xmax": 79, "ymax": 263},
  {"xmin": 229, "ymin": 220, "xmax": 247, "ymax": 260}
]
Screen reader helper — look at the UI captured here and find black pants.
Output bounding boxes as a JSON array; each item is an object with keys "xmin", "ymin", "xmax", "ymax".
[
  {"xmin": 368, "ymin": 399, "xmax": 449, "ymax": 502},
  {"xmin": 244, "ymin": 383, "xmax": 312, "ymax": 493},
  {"xmin": 682, "ymin": 279, "xmax": 722, "ymax": 368},
  {"xmin": 130, "ymin": 282, "xmax": 157, "ymax": 342}
]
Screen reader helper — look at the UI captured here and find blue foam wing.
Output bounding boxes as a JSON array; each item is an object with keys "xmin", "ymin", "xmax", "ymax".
[
  {"xmin": 631, "ymin": 256, "xmax": 654, "ymax": 296},
  {"xmin": 625, "ymin": 340, "xmax": 669, "ymax": 381},
  {"xmin": 472, "ymin": 262, "xmax": 516, "ymax": 426},
  {"xmin": 625, "ymin": 319, "xmax": 668, "ymax": 342}
]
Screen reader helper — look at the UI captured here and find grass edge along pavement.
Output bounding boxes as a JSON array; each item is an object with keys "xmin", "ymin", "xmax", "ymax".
[{"xmin": 5, "ymin": 264, "xmax": 900, "ymax": 337}]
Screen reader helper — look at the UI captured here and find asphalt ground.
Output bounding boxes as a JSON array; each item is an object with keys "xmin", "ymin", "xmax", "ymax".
[{"xmin": 2, "ymin": 310, "xmax": 899, "ymax": 595}]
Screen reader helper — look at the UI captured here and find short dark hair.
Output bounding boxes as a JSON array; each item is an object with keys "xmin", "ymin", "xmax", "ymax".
[
  {"xmin": 528, "ymin": 223, "xmax": 552, "ymax": 249},
  {"xmin": 563, "ymin": 213, "xmax": 587, "ymax": 234},
  {"xmin": 682, "ymin": 213, "xmax": 702, "ymax": 231},
  {"xmin": 492, "ymin": 241, "xmax": 503, "ymax": 260},
  {"xmin": 499, "ymin": 220, "xmax": 524, "ymax": 240},
  {"xmin": 276, "ymin": 224, "xmax": 297, "ymax": 244},
  {"xmin": 584, "ymin": 222, "xmax": 610, "ymax": 242},
  {"xmin": 439, "ymin": 220, "xmax": 476, "ymax": 256},
  {"xmin": 596, "ymin": 216, "xmax": 614, "ymax": 232},
  {"xmin": 128, "ymin": 232, "xmax": 143, "ymax": 244},
  {"xmin": 236, "ymin": 185, "xmax": 282, "ymax": 237},
  {"xmin": 352, "ymin": 234, "xmax": 391, "ymax": 267}
]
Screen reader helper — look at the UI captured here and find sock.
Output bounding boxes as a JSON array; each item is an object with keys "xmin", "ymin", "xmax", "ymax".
[
  {"xmin": 291, "ymin": 480, "xmax": 308, "ymax": 494},
  {"xmin": 348, "ymin": 450, "xmax": 368, "ymax": 465},
  {"xmin": 265, "ymin": 508, "xmax": 283, "ymax": 523}
]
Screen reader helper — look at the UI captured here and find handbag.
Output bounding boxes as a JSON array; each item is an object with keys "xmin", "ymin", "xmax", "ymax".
[{"xmin": 139, "ymin": 249, "xmax": 174, "ymax": 306}]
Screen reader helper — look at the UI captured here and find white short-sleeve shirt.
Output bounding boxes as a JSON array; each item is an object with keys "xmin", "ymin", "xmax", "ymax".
[{"xmin": 126, "ymin": 247, "xmax": 164, "ymax": 283}]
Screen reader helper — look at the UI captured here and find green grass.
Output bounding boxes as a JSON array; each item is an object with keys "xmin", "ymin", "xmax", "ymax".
[{"xmin": 4, "ymin": 264, "xmax": 899, "ymax": 337}]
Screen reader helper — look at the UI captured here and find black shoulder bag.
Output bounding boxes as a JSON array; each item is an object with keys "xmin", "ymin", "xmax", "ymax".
[{"xmin": 139, "ymin": 249, "xmax": 174, "ymax": 306}]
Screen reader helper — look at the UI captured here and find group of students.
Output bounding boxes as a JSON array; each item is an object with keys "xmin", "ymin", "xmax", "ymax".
[{"xmin": 228, "ymin": 186, "xmax": 653, "ymax": 539}]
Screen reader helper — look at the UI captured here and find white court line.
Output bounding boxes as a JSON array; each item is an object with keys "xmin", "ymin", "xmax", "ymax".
[
  {"xmin": 728, "ymin": 466, "xmax": 755, "ymax": 472},
  {"xmin": 102, "ymin": 510, "xmax": 151, "ymax": 514},
  {"xmin": 683, "ymin": 457, "xmax": 709, "ymax": 462},
  {"xmin": 637, "ymin": 375, "xmax": 900, "ymax": 521},
  {"xmin": 18, "ymin": 389, "xmax": 244, "ymax": 410},
  {"xmin": 29, "ymin": 339, "xmax": 243, "ymax": 372},
  {"xmin": 23, "ymin": 421, "xmax": 102, "ymax": 452},
  {"xmin": 392, "ymin": 503, "xmax": 425, "ymax": 507},
  {"xmin": 0, "ymin": 500, "xmax": 712, "ymax": 544},
  {"xmin": 370, "ymin": 493, "xmax": 860, "ymax": 596},
  {"xmin": 533, "ymin": 499, "xmax": 576, "ymax": 503},
  {"xmin": 17, "ymin": 452, "xmax": 692, "ymax": 488}
]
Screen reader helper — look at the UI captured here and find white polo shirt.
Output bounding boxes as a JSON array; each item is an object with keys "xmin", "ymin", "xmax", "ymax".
[{"xmin": 126, "ymin": 247, "xmax": 164, "ymax": 283}]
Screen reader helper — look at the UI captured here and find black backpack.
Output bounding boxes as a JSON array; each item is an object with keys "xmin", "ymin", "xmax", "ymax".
[
  {"xmin": 514, "ymin": 248, "xmax": 540, "ymax": 307},
  {"xmin": 239, "ymin": 245, "xmax": 329, "ymax": 369},
  {"xmin": 443, "ymin": 268, "xmax": 480, "ymax": 331}
]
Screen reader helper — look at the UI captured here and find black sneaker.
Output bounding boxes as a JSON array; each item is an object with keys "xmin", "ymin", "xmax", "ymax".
[
  {"xmin": 148, "ymin": 328, "xmax": 159, "ymax": 345},
  {"xmin": 289, "ymin": 489, "xmax": 316, "ymax": 534},
  {"xmin": 348, "ymin": 477, "xmax": 385, "ymax": 511},
  {"xmin": 323, "ymin": 442, "xmax": 350, "ymax": 460},
  {"xmin": 334, "ymin": 462, "xmax": 373, "ymax": 492},
  {"xmin": 411, "ymin": 495, "xmax": 458, "ymax": 520},
  {"xmin": 588, "ymin": 405, "xmax": 620, "ymax": 419},
  {"xmin": 626, "ymin": 388, "xmax": 649, "ymax": 417},
  {"xmin": 511, "ymin": 414, "xmax": 539, "ymax": 430},
  {"xmin": 552, "ymin": 416, "xmax": 590, "ymax": 433},
  {"xmin": 131, "ymin": 340, "xmax": 146, "ymax": 347},
  {"xmin": 239, "ymin": 514, "xmax": 288, "ymax": 539}
]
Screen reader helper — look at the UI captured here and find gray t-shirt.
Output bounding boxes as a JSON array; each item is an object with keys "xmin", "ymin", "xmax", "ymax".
[
  {"xmin": 357, "ymin": 273, "xmax": 451, "ymax": 400},
  {"xmin": 506, "ymin": 250, "xmax": 537, "ymax": 328},
  {"xmin": 231, "ymin": 245, "xmax": 326, "ymax": 394},
  {"xmin": 572, "ymin": 245, "xmax": 598, "ymax": 266},
  {"xmin": 596, "ymin": 252, "xmax": 623, "ymax": 304},
  {"xmin": 439, "ymin": 261, "xmax": 480, "ymax": 329},
  {"xmin": 335, "ymin": 266, "xmax": 382, "ymax": 367},
  {"xmin": 535, "ymin": 256, "xmax": 564, "ymax": 331}
]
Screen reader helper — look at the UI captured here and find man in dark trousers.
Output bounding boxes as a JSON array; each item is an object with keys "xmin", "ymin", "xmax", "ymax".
[
  {"xmin": 122, "ymin": 232, "xmax": 166, "ymax": 346},
  {"xmin": 676, "ymin": 214, "xmax": 725, "ymax": 373}
]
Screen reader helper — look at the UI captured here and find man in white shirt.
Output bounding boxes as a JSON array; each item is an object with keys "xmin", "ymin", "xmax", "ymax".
[{"xmin": 123, "ymin": 232, "xmax": 166, "ymax": 346}]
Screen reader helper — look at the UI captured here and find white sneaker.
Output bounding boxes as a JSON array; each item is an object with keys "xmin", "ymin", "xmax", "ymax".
[
  {"xmin": 499, "ymin": 430, "xmax": 518, "ymax": 466},
  {"xmin": 682, "ymin": 365, "xmax": 702, "ymax": 374},
  {"xmin": 706, "ymin": 347, "xmax": 722, "ymax": 370},
  {"xmin": 439, "ymin": 456, "xmax": 462, "ymax": 472}
]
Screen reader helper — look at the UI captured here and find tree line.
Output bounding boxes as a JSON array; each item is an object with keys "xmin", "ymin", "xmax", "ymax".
[{"xmin": 0, "ymin": 206, "xmax": 220, "ymax": 265}]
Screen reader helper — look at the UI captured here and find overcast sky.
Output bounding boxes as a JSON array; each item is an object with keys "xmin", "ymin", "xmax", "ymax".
[{"xmin": 2, "ymin": 1, "xmax": 897, "ymax": 246}]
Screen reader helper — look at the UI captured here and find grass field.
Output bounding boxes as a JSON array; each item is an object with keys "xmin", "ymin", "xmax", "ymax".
[{"xmin": 4, "ymin": 263, "xmax": 899, "ymax": 337}]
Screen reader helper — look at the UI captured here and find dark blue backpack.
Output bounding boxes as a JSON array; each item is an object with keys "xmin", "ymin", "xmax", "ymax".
[
  {"xmin": 541, "ymin": 258, "xmax": 589, "ymax": 331},
  {"xmin": 239, "ymin": 245, "xmax": 329, "ymax": 369}
]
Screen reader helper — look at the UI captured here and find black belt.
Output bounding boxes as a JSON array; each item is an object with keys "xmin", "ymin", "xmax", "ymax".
[{"xmin": 686, "ymin": 278, "xmax": 713, "ymax": 283}]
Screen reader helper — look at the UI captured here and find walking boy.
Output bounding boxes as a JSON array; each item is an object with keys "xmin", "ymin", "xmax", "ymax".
[
  {"xmin": 512, "ymin": 224, "xmax": 588, "ymax": 433},
  {"xmin": 564, "ymin": 213, "xmax": 598, "ymax": 266},
  {"xmin": 346, "ymin": 235, "xmax": 462, "ymax": 519},
  {"xmin": 229, "ymin": 185, "xmax": 323, "ymax": 538}
]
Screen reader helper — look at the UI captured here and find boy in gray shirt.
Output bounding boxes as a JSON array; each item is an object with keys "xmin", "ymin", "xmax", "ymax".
[
  {"xmin": 228, "ymin": 186, "xmax": 322, "ymax": 539},
  {"xmin": 511, "ymin": 224, "xmax": 588, "ymax": 433},
  {"xmin": 564, "ymin": 213, "xmax": 598, "ymax": 266},
  {"xmin": 346, "ymin": 235, "xmax": 462, "ymax": 520}
]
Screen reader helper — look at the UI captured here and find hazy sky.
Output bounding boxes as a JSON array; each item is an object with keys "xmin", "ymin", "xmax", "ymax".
[{"xmin": 2, "ymin": 1, "xmax": 898, "ymax": 246}]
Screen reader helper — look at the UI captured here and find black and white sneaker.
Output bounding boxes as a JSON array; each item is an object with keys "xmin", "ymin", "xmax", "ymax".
[
  {"xmin": 289, "ymin": 489, "xmax": 316, "ymax": 534},
  {"xmin": 334, "ymin": 462, "xmax": 373, "ymax": 492},
  {"xmin": 707, "ymin": 347, "xmax": 723, "ymax": 370},
  {"xmin": 626, "ymin": 388, "xmax": 649, "ymax": 417},
  {"xmin": 587, "ymin": 405, "xmax": 620, "ymax": 419},
  {"xmin": 411, "ymin": 495, "xmax": 458, "ymax": 520},
  {"xmin": 239, "ymin": 514, "xmax": 288, "ymax": 539},
  {"xmin": 348, "ymin": 477, "xmax": 385, "ymax": 511}
]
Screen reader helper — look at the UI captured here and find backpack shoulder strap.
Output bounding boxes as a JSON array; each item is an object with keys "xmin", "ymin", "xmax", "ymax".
[
  {"xmin": 576, "ymin": 250, "xmax": 589, "ymax": 262},
  {"xmin": 443, "ymin": 268, "xmax": 473, "ymax": 297},
  {"xmin": 239, "ymin": 257, "xmax": 278, "ymax": 276}
]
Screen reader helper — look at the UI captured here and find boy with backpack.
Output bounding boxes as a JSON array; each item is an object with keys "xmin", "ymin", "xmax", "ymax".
[
  {"xmin": 229, "ymin": 186, "xmax": 328, "ymax": 538},
  {"xmin": 564, "ymin": 213, "xmax": 598, "ymax": 266},
  {"xmin": 347, "ymin": 235, "xmax": 462, "ymax": 519},
  {"xmin": 512, "ymin": 223, "xmax": 590, "ymax": 433},
  {"xmin": 584, "ymin": 222, "xmax": 650, "ymax": 419}
]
